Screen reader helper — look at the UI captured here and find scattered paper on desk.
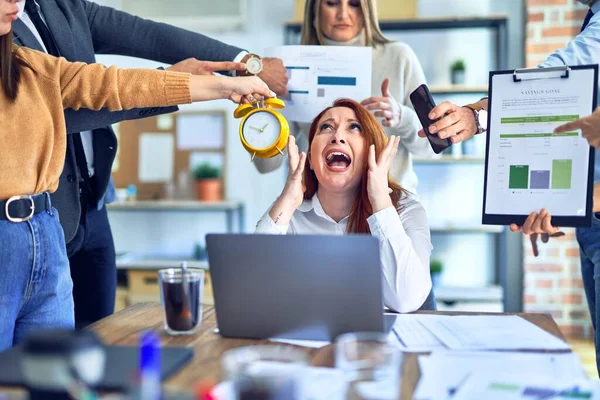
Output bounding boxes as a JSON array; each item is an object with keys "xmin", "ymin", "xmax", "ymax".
[
  {"xmin": 138, "ymin": 133, "xmax": 173, "ymax": 183},
  {"xmin": 212, "ymin": 329, "xmax": 329, "ymax": 349},
  {"xmin": 268, "ymin": 337, "xmax": 330, "ymax": 349},
  {"xmin": 452, "ymin": 373, "xmax": 600, "ymax": 400},
  {"xmin": 177, "ymin": 113, "xmax": 224, "ymax": 150},
  {"xmin": 387, "ymin": 314, "xmax": 446, "ymax": 352},
  {"xmin": 414, "ymin": 351, "xmax": 587, "ymax": 400},
  {"xmin": 263, "ymin": 45, "xmax": 372, "ymax": 123},
  {"xmin": 416, "ymin": 314, "xmax": 570, "ymax": 351}
]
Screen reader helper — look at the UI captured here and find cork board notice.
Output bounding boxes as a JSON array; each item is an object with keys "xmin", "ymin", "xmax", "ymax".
[{"xmin": 111, "ymin": 110, "xmax": 227, "ymax": 200}]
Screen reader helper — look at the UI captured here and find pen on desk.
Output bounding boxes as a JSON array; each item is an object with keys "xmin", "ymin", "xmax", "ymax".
[
  {"xmin": 390, "ymin": 327, "xmax": 406, "ymax": 348},
  {"xmin": 139, "ymin": 331, "xmax": 161, "ymax": 400}
]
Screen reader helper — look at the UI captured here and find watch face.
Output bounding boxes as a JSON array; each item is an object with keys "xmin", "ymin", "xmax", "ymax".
[
  {"xmin": 246, "ymin": 57, "xmax": 262, "ymax": 75},
  {"xmin": 242, "ymin": 111, "xmax": 281, "ymax": 149},
  {"xmin": 478, "ymin": 110, "xmax": 488, "ymax": 131}
]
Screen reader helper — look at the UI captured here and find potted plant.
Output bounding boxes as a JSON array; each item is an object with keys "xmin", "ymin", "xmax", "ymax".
[
  {"xmin": 451, "ymin": 59, "xmax": 466, "ymax": 85},
  {"xmin": 430, "ymin": 259, "xmax": 443, "ymax": 289},
  {"xmin": 194, "ymin": 243, "xmax": 207, "ymax": 261},
  {"xmin": 192, "ymin": 162, "xmax": 222, "ymax": 202}
]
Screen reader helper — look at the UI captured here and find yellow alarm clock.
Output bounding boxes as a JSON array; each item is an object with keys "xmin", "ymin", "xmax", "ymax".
[{"xmin": 233, "ymin": 98, "xmax": 290, "ymax": 160}]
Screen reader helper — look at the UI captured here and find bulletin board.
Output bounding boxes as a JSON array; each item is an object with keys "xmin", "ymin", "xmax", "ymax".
[{"xmin": 111, "ymin": 110, "xmax": 228, "ymax": 200}]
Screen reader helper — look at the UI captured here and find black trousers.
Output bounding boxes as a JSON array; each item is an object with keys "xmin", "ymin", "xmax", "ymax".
[{"xmin": 66, "ymin": 202, "xmax": 116, "ymax": 328}]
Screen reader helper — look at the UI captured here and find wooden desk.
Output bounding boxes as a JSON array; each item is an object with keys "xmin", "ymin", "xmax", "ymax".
[{"xmin": 85, "ymin": 303, "xmax": 568, "ymax": 400}]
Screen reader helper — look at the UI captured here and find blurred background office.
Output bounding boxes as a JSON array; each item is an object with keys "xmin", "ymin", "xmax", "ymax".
[{"xmin": 92, "ymin": 0, "xmax": 593, "ymax": 374}]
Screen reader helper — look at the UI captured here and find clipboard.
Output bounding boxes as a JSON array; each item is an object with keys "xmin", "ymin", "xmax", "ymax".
[{"xmin": 482, "ymin": 64, "xmax": 598, "ymax": 228}]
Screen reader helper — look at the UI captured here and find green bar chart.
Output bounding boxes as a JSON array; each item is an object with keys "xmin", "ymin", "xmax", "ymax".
[
  {"xmin": 551, "ymin": 159, "xmax": 572, "ymax": 189},
  {"xmin": 508, "ymin": 160, "xmax": 573, "ymax": 190},
  {"xmin": 509, "ymin": 165, "xmax": 529, "ymax": 189}
]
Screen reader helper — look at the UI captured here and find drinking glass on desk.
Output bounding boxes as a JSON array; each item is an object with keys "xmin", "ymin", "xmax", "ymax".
[
  {"xmin": 222, "ymin": 345, "xmax": 308, "ymax": 400},
  {"xmin": 158, "ymin": 268, "xmax": 204, "ymax": 335},
  {"xmin": 335, "ymin": 332, "xmax": 402, "ymax": 400}
]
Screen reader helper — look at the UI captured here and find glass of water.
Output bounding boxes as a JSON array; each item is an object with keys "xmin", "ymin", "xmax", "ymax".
[
  {"xmin": 158, "ymin": 268, "xmax": 204, "ymax": 335},
  {"xmin": 222, "ymin": 345, "xmax": 309, "ymax": 400},
  {"xmin": 335, "ymin": 332, "xmax": 402, "ymax": 400}
]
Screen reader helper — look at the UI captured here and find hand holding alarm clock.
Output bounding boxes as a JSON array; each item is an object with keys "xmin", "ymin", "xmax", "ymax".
[{"xmin": 234, "ymin": 98, "xmax": 290, "ymax": 161}]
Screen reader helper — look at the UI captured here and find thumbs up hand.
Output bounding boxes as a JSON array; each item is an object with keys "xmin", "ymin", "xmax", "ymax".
[{"xmin": 361, "ymin": 78, "xmax": 401, "ymax": 128}]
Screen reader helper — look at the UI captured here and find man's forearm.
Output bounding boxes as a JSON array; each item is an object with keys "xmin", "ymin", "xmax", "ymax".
[{"xmin": 83, "ymin": 0, "xmax": 244, "ymax": 64}]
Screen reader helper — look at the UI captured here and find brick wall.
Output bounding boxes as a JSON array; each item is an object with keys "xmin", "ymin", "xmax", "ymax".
[
  {"xmin": 523, "ymin": 0, "xmax": 592, "ymax": 339},
  {"xmin": 523, "ymin": 230, "xmax": 593, "ymax": 338},
  {"xmin": 526, "ymin": 0, "xmax": 587, "ymax": 67}
]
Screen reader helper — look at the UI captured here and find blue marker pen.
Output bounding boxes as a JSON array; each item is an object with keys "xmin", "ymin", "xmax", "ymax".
[{"xmin": 139, "ymin": 331, "xmax": 161, "ymax": 400}]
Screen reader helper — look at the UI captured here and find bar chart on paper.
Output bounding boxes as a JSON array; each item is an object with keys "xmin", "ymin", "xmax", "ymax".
[
  {"xmin": 499, "ymin": 114, "xmax": 580, "ymax": 200},
  {"xmin": 487, "ymin": 111, "xmax": 589, "ymax": 216},
  {"xmin": 498, "ymin": 115, "xmax": 579, "ymax": 195},
  {"xmin": 507, "ymin": 160, "xmax": 573, "ymax": 190},
  {"xmin": 264, "ymin": 45, "xmax": 372, "ymax": 123},
  {"xmin": 484, "ymin": 68, "xmax": 595, "ymax": 220}
]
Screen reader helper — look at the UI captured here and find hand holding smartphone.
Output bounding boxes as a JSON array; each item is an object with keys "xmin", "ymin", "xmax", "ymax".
[{"xmin": 409, "ymin": 84, "xmax": 452, "ymax": 154}]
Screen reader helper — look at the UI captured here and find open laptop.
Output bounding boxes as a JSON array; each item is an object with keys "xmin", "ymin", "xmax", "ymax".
[{"xmin": 206, "ymin": 234, "xmax": 397, "ymax": 342}]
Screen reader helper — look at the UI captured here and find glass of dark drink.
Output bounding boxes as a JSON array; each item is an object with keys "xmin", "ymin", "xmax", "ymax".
[
  {"xmin": 158, "ymin": 268, "xmax": 204, "ymax": 335},
  {"xmin": 222, "ymin": 346, "xmax": 308, "ymax": 400}
]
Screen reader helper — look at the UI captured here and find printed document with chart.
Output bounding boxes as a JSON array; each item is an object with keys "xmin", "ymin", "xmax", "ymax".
[
  {"xmin": 483, "ymin": 66, "xmax": 597, "ymax": 227},
  {"xmin": 264, "ymin": 46, "xmax": 372, "ymax": 122}
]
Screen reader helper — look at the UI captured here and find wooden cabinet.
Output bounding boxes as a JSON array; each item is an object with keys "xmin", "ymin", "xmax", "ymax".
[{"xmin": 115, "ymin": 268, "xmax": 214, "ymax": 313}]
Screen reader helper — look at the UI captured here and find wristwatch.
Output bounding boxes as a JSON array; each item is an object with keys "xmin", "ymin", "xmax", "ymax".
[
  {"xmin": 464, "ymin": 103, "xmax": 488, "ymax": 134},
  {"xmin": 241, "ymin": 53, "xmax": 263, "ymax": 76}
]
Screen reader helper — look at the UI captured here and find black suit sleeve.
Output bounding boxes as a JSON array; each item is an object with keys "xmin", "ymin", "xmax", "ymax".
[
  {"xmin": 63, "ymin": 106, "xmax": 178, "ymax": 134},
  {"xmin": 80, "ymin": 0, "xmax": 246, "ymax": 64}
]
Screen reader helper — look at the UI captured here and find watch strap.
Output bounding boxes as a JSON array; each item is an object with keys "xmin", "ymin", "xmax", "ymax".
[
  {"xmin": 464, "ymin": 103, "xmax": 485, "ymax": 112},
  {"xmin": 464, "ymin": 106, "xmax": 483, "ymax": 135}
]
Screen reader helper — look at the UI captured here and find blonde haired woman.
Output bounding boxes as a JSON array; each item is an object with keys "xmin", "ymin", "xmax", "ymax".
[{"xmin": 254, "ymin": 0, "xmax": 432, "ymax": 194}]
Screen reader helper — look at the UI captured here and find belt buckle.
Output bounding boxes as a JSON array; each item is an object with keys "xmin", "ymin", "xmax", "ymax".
[{"xmin": 5, "ymin": 195, "xmax": 35, "ymax": 223}]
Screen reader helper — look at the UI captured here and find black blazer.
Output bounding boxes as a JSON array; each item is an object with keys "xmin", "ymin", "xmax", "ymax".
[{"xmin": 12, "ymin": 0, "xmax": 244, "ymax": 241}]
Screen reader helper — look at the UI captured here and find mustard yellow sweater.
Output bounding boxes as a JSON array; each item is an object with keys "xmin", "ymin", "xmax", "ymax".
[{"xmin": 0, "ymin": 46, "xmax": 192, "ymax": 199}]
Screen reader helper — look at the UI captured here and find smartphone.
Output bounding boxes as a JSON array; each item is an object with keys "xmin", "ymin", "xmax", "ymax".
[{"xmin": 409, "ymin": 84, "xmax": 452, "ymax": 154}]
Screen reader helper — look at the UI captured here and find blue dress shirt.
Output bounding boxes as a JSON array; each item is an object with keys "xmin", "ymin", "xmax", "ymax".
[{"xmin": 539, "ymin": 2, "xmax": 600, "ymax": 181}]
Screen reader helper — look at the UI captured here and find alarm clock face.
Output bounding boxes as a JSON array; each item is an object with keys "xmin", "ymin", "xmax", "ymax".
[{"xmin": 242, "ymin": 111, "xmax": 282, "ymax": 149}]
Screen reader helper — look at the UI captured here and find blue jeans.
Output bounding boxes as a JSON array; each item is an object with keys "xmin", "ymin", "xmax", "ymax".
[
  {"xmin": 0, "ymin": 208, "xmax": 74, "ymax": 351},
  {"xmin": 576, "ymin": 215, "xmax": 600, "ymax": 377}
]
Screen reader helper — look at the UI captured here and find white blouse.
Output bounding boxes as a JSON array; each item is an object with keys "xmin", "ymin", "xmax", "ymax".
[{"xmin": 255, "ymin": 194, "xmax": 432, "ymax": 312}]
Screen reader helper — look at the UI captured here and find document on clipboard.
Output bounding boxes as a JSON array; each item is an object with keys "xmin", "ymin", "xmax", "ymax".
[{"xmin": 483, "ymin": 65, "xmax": 598, "ymax": 227}]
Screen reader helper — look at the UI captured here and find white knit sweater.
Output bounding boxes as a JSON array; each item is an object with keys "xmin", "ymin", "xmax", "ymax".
[{"xmin": 254, "ymin": 33, "xmax": 433, "ymax": 193}]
